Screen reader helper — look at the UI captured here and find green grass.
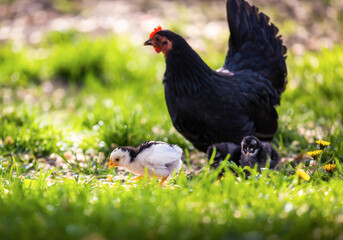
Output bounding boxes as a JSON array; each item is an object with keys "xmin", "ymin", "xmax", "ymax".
[
  {"xmin": 0, "ymin": 164, "xmax": 343, "ymax": 240},
  {"xmin": 0, "ymin": 109, "xmax": 61, "ymax": 157},
  {"xmin": 1, "ymin": 30, "xmax": 343, "ymax": 239}
]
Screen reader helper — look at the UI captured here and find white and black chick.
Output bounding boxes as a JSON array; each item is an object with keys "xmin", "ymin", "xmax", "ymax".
[{"xmin": 109, "ymin": 141, "xmax": 183, "ymax": 185}]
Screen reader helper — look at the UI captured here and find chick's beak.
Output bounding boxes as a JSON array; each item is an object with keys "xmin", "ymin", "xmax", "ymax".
[
  {"xmin": 244, "ymin": 151, "xmax": 251, "ymax": 157},
  {"xmin": 144, "ymin": 39, "xmax": 153, "ymax": 46},
  {"xmin": 109, "ymin": 162, "xmax": 118, "ymax": 169},
  {"xmin": 108, "ymin": 157, "xmax": 119, "ymax": 169}
]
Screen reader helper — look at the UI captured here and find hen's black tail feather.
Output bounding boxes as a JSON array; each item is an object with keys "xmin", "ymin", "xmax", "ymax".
[{"xmin": 223, "ymin": 0, "xmax": 287, "ymax": 99}]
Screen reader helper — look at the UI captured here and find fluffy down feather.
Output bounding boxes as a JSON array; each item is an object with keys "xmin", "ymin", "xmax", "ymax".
[
  {"xmin": 137, "ymin": 142, "xmax": 183, "ymax": 174},
  {"xmin": 109, "ymin": 141, "xmax": 183, "ymax": 181}
]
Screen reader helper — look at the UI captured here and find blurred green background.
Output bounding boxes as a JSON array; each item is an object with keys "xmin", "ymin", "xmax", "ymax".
[{"xmin": 1, "ymin": 0, "xmax": 343, "ymax": 159}]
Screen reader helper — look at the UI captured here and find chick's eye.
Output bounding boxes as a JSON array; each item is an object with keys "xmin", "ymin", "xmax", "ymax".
[{"xmin": 115, "ymin": 158, "xmax": 119, "ymax": 161}]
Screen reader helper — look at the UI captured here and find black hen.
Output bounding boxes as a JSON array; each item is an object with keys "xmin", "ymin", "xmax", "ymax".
[{"xmin": 144, "ymin": 0, "xmax": 287, "ymax": 152}]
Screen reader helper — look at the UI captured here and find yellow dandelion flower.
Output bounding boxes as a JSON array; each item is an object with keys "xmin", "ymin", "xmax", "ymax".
[
  {"xmin": 296, "ymin": 169, "xmax": 311, "ymax": 181},
  {"xmin": 315, "ymin": 140, "xmax": 330, "ymax": 147},
  {"xmin": 323, "ymin": 164, "xmax": 336, "ymax": 173},
  {"xmin": 306, "ymin": 150, "xmax": 323, "ymax": 158},
  {"xmin": 106, "ymin": 175, "xmax": 113, "ymax": 182}
]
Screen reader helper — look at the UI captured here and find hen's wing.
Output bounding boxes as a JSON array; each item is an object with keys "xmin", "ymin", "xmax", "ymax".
[
  {"xmin": 208, "ymin": 73, "xmax": 279, "ymax": 142},
  {"xmin": 222, "ymin": 0, "xmax": 287, "ymax": 99},
  {"xmin": 170, "ymin": 72, "xmax": 279, "ymax": 151}
]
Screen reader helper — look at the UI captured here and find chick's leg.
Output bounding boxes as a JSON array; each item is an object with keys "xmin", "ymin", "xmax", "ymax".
[
  {"xmin": 159, "ymin": 176, "xmax": 168, "ymax": 186},
  {"xmin": 131, "ymin": 175, "xmax": 143, "ymax": 181}
]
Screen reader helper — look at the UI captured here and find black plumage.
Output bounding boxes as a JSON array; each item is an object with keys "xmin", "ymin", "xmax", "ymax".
[
  {"xmin": 145, "ymin": 0, "xmax": 287, "ymax": 152},
  {"xmin": 207, "ymin": 142, "xmax": 241, "ymax": 168},
  {"xmin": 239, "ymin": 136, "xmax": 279, "ymax": 170}
]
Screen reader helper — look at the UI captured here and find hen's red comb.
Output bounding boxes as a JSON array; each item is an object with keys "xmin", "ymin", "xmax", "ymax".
[{"xmin": 149, "ymin": 25, "xmax": 162, "ymax": 38}]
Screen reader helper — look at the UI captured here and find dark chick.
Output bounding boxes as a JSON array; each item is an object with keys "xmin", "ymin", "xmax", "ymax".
[
  {"xmin": 144, "ymin": 0, "xmax": 287, "ymax": 152},
  {"xmin": 239, "ymin": 136, "xmax": 279, "ymax": 170},
  {"xmin": 207, "ymin": 142, "xmax": 241, "ymax": 168}
]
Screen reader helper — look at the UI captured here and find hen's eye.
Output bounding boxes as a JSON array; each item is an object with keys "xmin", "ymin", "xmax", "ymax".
[
  {"xmin": 155, "ymin": 37, "xmax": 160, "ymax": 42},
  {"xmin": 115, "ymin": 158, "xmax": 119, "ymax": 161}
]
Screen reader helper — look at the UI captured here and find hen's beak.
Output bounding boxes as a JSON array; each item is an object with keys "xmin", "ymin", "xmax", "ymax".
[{"xmin": 144, "ymin": 39, "xmax": 153, "ymax": 46}]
